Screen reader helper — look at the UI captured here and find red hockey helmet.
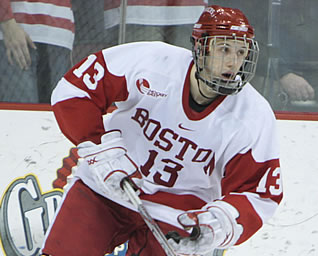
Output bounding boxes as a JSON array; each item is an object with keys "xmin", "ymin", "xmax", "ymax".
[
  {"xmin": 192, "ymin": 5, "xmax": 255, "ymax": 41},
  {"xmin": 191, "ymin": 5, "xmax": 259, "ymax": 95}
]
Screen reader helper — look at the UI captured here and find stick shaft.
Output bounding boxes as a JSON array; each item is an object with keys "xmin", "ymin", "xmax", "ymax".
[{"xmin": 122, "ymin": 180, "xmax": 177, "ymax": 256}]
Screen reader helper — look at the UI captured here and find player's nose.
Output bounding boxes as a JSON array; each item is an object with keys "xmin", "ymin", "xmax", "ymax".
[{"xmin": 225, "ymin": 53, "xmax": 238, "ymax": 68}]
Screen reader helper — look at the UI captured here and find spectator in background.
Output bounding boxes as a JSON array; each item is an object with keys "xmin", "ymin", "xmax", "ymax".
[
  {"xmin": 71, "ymin": 0, "xmax": 208, "ymax": 78},
  {"xmin": 0, "ymin": 0, "xmax": 74, "ymax": 103},
  {"xmin": 210, "ymin": 0, "xmax": 318, "ymax": 112},
  {"xmin": 278, "ymin": 0, "xmax": 318, "ymax": 111},
  {"xmin": 70, "ymin": 0, "xmax": 208, "ymax": 113},
  {"xmin": 102, "ymin": 0, "xmax": 208, "ymax": 50}
]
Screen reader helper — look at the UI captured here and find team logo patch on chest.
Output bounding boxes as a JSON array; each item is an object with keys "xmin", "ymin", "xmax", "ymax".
[{"xmin": 136, "ymin": 78, "xmax": 167, "ymax": 98}]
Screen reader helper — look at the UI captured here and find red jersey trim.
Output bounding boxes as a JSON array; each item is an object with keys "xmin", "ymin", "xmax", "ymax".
[
  {"xmin": 223, "ymin": 194, "xmax": 263, "ymax": 244},
  {"xmin": 182, "ymin": 62, "xmax": 227, "ymax": 121},
  {"xmin": 140, "ymin": 191, "xmax": 206, "ymax": 211},
  {"xmin": 222, "ymin": 149, "xmax": 282, "ymax": 204}
]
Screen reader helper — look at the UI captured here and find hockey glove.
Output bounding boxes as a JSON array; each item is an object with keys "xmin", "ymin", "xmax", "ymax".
[
  {"xmin": 77, "ymin": 130, "xmax": 143, "ymax": 201},
  {"xmin": 168, "ymin": 201, "xmax": 243, "ymax": 256}
]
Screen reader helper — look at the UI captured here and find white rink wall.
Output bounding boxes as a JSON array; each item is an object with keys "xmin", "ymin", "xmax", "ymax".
[{"xmin": 0, "ymin": 109, "xmax": 317, "ymax": 256}]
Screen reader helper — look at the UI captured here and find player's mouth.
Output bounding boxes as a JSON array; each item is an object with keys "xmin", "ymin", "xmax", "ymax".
[{"xmin": 221, "ymin": 72, "xmax": 235, "ymax": 80}]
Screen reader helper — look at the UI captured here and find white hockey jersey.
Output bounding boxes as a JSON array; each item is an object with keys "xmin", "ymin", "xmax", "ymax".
[{"xmin": 51, "ymin": 42, "xmax": 282, "ymax": 245}]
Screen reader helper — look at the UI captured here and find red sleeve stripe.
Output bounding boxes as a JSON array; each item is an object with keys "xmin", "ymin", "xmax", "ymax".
[
  {"xmin": 223, "ymin": 194, "xmax": 263, "ymax": 245},
  {"xmin": 221, "ymin": 150, "xmax": 282, "ymax": 204},
  {"xmin": 140, "ymin": 190, "xmax": 206, "ymax": 211},
  {"xmin": 51, "ymin": 78, "xmax": 91, "ymax": 106},
  {"xmin": 229, "ymin": 192, "xmax": 279, "ymax": 224}
]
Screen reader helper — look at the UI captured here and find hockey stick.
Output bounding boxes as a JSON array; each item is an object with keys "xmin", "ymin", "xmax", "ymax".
[
  {"xmin": 122, "ymin": 179, "xmax": 178, "ymax": 256},
  {"xmin": 122, "ymin": 179, "xmax": 227, "ymax": 256}
]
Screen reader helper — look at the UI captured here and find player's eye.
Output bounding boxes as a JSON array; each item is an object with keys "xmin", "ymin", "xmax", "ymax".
[
  {"xmin": 237, "ymin": 49, "xmax": 247, "ymax": 56},
  {"xmin": 220, "ymin": 46, "xmax": 230, "ymax": 53}
]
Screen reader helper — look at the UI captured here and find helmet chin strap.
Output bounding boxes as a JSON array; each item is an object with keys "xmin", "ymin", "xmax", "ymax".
[
  {"xmin": 195, "ymin": 70, "xmax": 243, "ymax": 96},
  {"xmin": 195, "ymin": 71, "xmax": 219, "ymax": 100}
]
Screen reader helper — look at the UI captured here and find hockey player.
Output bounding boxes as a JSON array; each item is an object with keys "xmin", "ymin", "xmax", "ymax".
[{"xmin": 41, "ymin": 5, "xmax": 283, "ymax": 256}]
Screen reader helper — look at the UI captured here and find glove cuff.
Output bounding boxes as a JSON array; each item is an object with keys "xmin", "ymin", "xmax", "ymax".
[
  {"xmin": 77, "ymin": 130, "xmax": 126, "ymax": 158},
  {"xmin": 204, "ymin": 200, "xmax": 243, "ymax": 248}
]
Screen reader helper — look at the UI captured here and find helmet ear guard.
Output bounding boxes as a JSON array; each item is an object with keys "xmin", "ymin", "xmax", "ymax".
[{"xmin": 191, "ymin": 5, "xmax": 259, "ymax": 95}]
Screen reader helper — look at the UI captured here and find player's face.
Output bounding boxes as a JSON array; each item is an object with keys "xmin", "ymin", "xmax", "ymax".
[{"xmin": 202, "ymin": 38, "xmax": 249, "ymax": 82}]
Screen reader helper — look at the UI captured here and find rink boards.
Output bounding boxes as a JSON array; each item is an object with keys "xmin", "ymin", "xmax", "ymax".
[{"xmin": 0, "ymin": 108, "xmax": 317, "ymax": 256}]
